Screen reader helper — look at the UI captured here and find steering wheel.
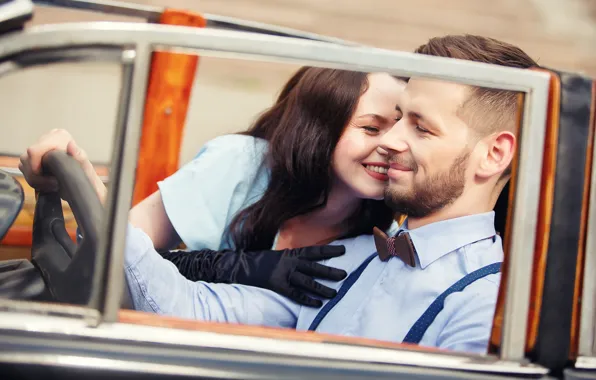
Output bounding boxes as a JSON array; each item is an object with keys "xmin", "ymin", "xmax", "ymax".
[
  {"xmin": 30, "ymin": 150, "xmax": 103, "ymax": 304},
  {"xmin": 30, "ymin": 151, "xmax": 133, "ymax": 308}
]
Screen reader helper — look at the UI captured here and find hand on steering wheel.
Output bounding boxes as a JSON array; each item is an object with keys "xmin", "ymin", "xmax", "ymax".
[{"xmin": 19, "ymin": 129, "xmax": 107, "ymax": 203}]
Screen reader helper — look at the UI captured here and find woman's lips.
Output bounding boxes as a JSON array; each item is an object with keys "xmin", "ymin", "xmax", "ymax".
[{"xmin": 363, "ymin": 163, "xmax": 389, "ymax": 181}]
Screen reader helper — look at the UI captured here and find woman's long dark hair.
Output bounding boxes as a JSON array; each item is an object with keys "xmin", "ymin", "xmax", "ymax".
[{"xmin": 228, "ymin": 67, "xmax": 395, "ymax": 250}]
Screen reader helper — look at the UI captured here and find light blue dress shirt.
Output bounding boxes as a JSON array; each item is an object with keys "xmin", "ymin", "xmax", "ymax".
[{"xmin": 124, "ymin": 211, "xmax": 503, "ymax": 354}]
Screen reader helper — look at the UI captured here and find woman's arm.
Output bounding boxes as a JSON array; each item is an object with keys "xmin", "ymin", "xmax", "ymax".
[
  {"xmin": 129, "ymin": 191, "xmax": 181, "ymax": 250},
  {"xmin": 160, "ymin": 245, "xmax": 348, "ymax": 307},
  {"xmin": 155, "ymin": 134, "xmax": 270, "ymax": 251},
  {"xmin": 125, "ymin": 224, "xmax": 300, "ymax": 325}
]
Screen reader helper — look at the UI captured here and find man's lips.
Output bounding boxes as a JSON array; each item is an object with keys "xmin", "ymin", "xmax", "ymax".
[
  {"xmin": 389, "ymin": 162, "xmax": 412, "ymax": 171},
  {"xmin": 388, "ymin": 162, "xmax": 412, "ymax": 179}
]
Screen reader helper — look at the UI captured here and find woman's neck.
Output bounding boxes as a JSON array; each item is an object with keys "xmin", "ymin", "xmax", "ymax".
[
  {"xmin": 296, "ymin": 182, "xmax": 361, "ymax": 227},
  {"xmin": 275, "ymin": 183, "xmax": 362, "ymax": 249}
]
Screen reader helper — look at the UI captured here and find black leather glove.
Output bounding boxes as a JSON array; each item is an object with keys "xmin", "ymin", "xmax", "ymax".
[{"xmin": 159, "ymin": 245, "xmax": 348, "ymax": 307}]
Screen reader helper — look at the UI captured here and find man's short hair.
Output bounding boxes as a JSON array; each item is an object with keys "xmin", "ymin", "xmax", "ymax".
[{"xmin": 415, "ymin": 34, "xmax": 539, "ymax": 137}]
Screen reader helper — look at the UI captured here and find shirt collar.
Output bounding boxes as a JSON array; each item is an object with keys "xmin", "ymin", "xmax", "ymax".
[{"xmin": 397, "ymin": 212, "xmax": 497, "ymax": 269}]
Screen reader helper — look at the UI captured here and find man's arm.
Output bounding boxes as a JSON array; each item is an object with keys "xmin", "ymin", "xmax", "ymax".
[{"xmin": 124, "ymin": 225, "xmax": 300, "ymax": 328}]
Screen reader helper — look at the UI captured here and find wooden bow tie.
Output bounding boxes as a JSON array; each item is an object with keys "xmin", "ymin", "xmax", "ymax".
[{"xmin": 373, "ymin": 227, "xmax": 416, "ymax": 267}]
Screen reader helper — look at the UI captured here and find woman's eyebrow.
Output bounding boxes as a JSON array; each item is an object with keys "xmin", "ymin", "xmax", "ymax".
[{"xmin": 357, "ymin": 113, "xmax": 391, "ymax": 123}]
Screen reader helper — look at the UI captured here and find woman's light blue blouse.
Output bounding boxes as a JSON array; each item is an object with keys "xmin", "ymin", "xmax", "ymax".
[{"xmin": 157, "ymin": 134, "xmax": 270, "ymax": 250}]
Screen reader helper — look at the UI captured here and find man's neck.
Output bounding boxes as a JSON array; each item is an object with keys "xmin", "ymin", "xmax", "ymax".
[{"xmin": 406, "ymin": 189, "xmax": 494, "ymax": 230}]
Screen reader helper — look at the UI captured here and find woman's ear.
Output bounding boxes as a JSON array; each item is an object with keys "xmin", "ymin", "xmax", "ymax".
[{"xmin": 476, "ymin": 131, "xmax": 516, "ymax": 179}]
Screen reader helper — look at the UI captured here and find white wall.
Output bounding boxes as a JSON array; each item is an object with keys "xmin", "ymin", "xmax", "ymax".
[
  {"xmin": 2, "ymin": 0, "xmax": 595, "ymax": 167},
  {"xmin": 0, "ymin": 55, "xmax": 299, "ymax": 166}
]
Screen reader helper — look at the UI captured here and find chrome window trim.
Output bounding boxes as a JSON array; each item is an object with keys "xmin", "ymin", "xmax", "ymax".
[
  {"xmin": 0, "ymin": 312, "xmax": 549, "ymax": 376},
  {"xmin": 34, "ymin": 0, "xmax": 162, "ymax": 22},
  {"xmin": 575, "ymin": 356, "xmax": 596, "ymax": 370},
  {"xmin": 0, "ymin": 353, "xmax": 250, "ymax": 379},
  {"xmin": 0, "ymin": 21, "xmax": 551, "ymax": 364},
  {"xmin": 0, "ymin": 299, "xmax": 100, "ymax": 320},
  {"xmin": 0, "ymin": 46, "xmax": 124, "ymax": 78},
  {"xmin": 0, "ymin": 0, "xmax": 33, "ymax": 27},
  {"xmin": 90, "ymin": 46, "xmax": 149, "ymax": 321},
  {"xmin": 33, "ymin": 0, "xmax": 359, "ymax": 45}
]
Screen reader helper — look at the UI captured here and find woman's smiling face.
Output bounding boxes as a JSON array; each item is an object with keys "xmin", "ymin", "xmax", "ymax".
[{"xmin": 331, "ymin": 72, "xmax": 406, "ymax": 200}]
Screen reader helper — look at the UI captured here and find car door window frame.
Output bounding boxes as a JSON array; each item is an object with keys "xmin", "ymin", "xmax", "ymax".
[{"xmin": 0, "ymin": 14, "xmax": 553, "ymax": 375}]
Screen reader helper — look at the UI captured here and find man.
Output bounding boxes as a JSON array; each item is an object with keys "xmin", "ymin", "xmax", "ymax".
[{"xmin": 121, "ymin": 34, "xmax": 538, "ymax": 354}]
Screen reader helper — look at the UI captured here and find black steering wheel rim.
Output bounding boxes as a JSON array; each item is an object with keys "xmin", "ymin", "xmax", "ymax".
[{"xmin": 31, "ymin": 150, "xmax": 103, "ymax": 305}]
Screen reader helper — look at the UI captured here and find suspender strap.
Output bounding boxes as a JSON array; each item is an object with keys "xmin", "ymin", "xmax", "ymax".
[
  {"xmin": 308, "ymin": 253, "xmax": 377, "ymax": 331},
  {"xmin": 402, "ymin": 262, "xmax": 502, "ymax": 344}
]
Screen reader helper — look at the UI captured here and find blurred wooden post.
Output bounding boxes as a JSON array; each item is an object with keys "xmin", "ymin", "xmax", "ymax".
[{"xmin": 132, "ymin": 9, "xmax": 206, "ymax": 206}]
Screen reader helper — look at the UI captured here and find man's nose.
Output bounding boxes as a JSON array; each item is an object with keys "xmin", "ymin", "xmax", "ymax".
[{"xmin": 378, "ymin": 121, "xmax": 408, "ymax": 154}]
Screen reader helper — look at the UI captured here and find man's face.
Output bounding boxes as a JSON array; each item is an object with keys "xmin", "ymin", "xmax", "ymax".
[{"xmin": 380, "ymin": 78, "xmax": 475, "ymax": 217}]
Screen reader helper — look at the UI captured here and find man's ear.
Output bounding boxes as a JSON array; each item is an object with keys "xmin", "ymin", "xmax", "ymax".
[{"xmin": 476, "ymin": 131, "xmax": 516, "ymax": 179}]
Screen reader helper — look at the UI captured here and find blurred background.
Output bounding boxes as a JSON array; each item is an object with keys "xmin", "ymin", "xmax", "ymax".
[{"xmin": 1, "ymin": 0, "xmax": 595, "ymax": 165}]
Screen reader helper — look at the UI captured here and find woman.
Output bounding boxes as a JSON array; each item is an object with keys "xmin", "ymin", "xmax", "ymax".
[{"xmin": 20, "ymin": 67, "xmax": 406, "ymax": 307}]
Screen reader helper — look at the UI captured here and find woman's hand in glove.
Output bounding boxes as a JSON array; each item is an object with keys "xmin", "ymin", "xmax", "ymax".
[{"xmin": 160, "ymin": 245, "xmax": 348, "ymax": 307}]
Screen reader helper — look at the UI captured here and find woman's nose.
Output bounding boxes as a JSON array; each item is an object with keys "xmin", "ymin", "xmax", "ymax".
[{"xmin": 376, "ymin": 146, "xmax": 389, "ymax": 156}]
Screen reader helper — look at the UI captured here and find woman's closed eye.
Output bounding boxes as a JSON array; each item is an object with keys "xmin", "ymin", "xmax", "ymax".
[{"xmin": 362, "ymin": 126, "xmax": 380, "ymax": 134}]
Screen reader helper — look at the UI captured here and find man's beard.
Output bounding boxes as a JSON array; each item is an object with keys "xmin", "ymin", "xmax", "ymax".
[{"xmin": 384, "ymin": 150, "xmax": 470, "ymax": 218}]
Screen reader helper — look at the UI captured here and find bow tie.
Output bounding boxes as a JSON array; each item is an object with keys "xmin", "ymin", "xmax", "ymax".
[{"xmin": 373, "ymin": 227, "xmax": 416, "ymax": 267}]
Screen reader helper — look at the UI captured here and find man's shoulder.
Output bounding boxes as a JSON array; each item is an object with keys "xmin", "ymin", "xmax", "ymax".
[
  {"xmin": 439, "ymin": 260, "xmax": 502, "ymax": 322},
  {"xmin": 460, "ymin": 235, "xmax": 504, "ymax": 287},
  {"xmin": 423, "ymin": 235, "xmax": 503, "ymax": 312}
]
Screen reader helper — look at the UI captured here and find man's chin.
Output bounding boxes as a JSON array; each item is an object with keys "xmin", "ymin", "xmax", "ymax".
[
  {"xmin": 384, "ymin": 185, "xmax": 410, "ymax": 199},
  {"xmin": 384, "ymin": 189, "xmax": 412, "ymax": 210}
]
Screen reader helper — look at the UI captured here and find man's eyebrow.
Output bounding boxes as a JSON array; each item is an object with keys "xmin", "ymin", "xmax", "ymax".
[
  {"xmin": 410, "ymin": 111, "xmax": 424, "ymax": 120},
  {"xmin": 396, "ymin": 105, "xmax": 424, "ymax": 121},
  {"xmin": 411, "ymin": 107, "xmax": 443, "ymax": 133},
  {"xmin": 396, "ymin": 104, "xmax": 441, "ymax": 132}
]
